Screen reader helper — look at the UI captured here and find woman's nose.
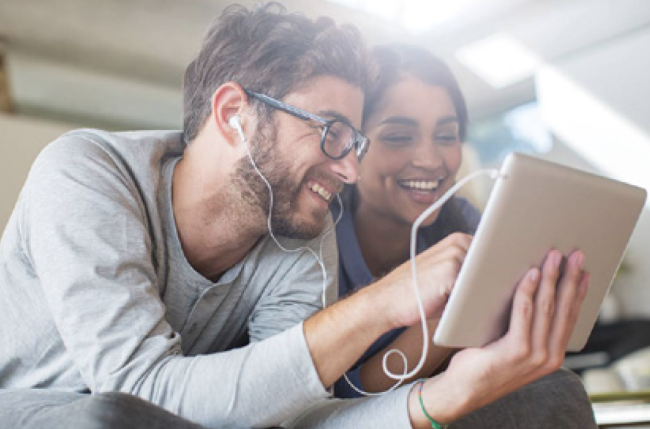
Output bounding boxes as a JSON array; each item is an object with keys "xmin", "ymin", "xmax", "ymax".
[{"xmin": 412, "ymin": 143, "xmax": 444, "ymax": 170}]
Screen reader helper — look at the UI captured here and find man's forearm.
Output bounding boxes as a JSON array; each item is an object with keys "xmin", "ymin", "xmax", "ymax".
[
  {"xmin": 303, "ymin": 285, "xmax": 395, "ymax": 388},
  {"xmin": 302, "ymin": 234, "xmax": 467, "ymax": 390},
  {"xmin": 359, "ymin": 320, "xmax": 453, "ymax": 393}
]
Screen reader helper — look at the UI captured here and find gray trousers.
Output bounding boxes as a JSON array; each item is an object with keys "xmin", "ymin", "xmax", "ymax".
[
  {"xmin": 452, "ymin": 368, "xmax": 597, "ymax": 428},
  {"xmin": 0, "ymin": 390, "xmax": 206, "ymax": 429},
  {"xmin": 0, "ymin": 369, "xmax": 596, "ymax": 429}
]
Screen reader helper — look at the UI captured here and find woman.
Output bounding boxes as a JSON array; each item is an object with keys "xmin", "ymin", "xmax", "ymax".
[
  {"xmin": 332, "ymin": 43, "xmax": 479, "ymax": 397},
  {"xmin": 329, "ymin": 44, "xmax": 597, "ymax": 426}
]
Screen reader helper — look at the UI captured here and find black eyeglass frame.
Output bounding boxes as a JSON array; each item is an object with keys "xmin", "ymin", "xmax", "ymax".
[{"xmin": 244, "ymin": 89, "xmax": 369, "ymax": 161}]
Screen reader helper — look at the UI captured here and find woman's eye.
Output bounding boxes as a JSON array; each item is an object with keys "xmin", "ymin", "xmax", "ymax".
[
  {"xmin": 381, "ymin": 135, "xmax": 414, "ymax": 147},
  {"xmin": 435, "ymin": 135, "xmax": 459, "ymax": 146}
]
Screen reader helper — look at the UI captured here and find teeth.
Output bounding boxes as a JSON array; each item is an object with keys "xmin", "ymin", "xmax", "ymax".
[
  {"xmin": 310, "ymin": 183, "xmax": 332, "ymax": 201},
  {"xmin": 401, "ymin": 180, "xmax": 441, "ymax": 191}
]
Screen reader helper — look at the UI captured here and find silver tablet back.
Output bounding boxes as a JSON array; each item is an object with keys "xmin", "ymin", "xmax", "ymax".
[{"xmin": 434, "ymin": 153, "xmax": 647, "ymax": 351}]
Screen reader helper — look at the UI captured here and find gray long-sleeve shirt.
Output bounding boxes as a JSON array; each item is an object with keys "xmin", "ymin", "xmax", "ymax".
[{"xmin": 0, "ymin": 129, "xmax": 412, "ymax": 428}]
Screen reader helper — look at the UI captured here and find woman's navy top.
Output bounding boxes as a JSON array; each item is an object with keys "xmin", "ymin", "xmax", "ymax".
[{"xmin": 331, "ymin": 195, "xmax": 480, "ymax": 398}]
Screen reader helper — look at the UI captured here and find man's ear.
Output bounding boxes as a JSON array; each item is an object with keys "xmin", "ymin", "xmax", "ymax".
[{"xmin": 210, "ymin": 82, "xmax": 249, "ymax": 147}]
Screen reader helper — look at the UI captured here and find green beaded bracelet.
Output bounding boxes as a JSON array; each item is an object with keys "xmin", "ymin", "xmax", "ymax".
[{"xmin": 416, "ymin": 379, "xmax": 448, "ymax": 429}]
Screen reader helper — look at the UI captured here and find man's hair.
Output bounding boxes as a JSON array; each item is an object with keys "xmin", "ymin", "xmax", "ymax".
[
  {"xmin": 183, "ymin": 2, "xmax": 373, "ymax": 143},
  {"xmin": 363, "ymin": 43, "xmax": 468, "ymax": 142}
]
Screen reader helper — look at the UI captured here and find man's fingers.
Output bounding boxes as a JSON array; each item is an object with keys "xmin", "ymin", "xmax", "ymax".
[
  {"xmin": 422, "ymin": 233, "xmax": 472, "ymax": 259},
  {"xmin": 529, "ymin": 250, "xmax": 562, "ymax": 358},
  {"xmin": 418, "ymin": 234, "xmax": 472, "ymax": 267},
  {"xmin": 439, "ymin": 232, "xmax": 473, "ymax": 250},
  {"xmin": 408, "ymin": 234, "xmax": 473, "ymax": 319},
  {"xmin": 506, "ymin": 267, "xmax": 540, "ymax": 352},
  {"xmin": 547, "ymin": 251, "xmax": 588, "ymax": 357}
]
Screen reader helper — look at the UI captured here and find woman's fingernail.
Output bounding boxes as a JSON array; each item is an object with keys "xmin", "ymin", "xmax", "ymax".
[{"xmin": 529, "ymin": 268, "xmax": 540, "ymax": 282}]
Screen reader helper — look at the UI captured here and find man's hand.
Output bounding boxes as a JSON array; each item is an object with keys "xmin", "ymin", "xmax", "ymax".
[
  {"xmin": 304, "ymin": 232, "xmax": 471, "ymax": 389},
  {"xmin": 376, "ymin": 232, "xmax": 473, "ymax": 330},
  {"xmin": 409, "ymin": 249, "xmax": 590, "ymax": 427}
]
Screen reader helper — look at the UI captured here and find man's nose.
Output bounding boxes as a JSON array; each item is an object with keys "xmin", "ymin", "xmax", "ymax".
[{"xmin": 331, "ymin": 151, "xmax": 360, "ymax": 185}]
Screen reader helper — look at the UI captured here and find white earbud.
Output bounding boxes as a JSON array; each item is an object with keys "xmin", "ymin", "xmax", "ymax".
[{"xmin": 229, "ymin": 115, "xmax": 246, "ymax": 143}]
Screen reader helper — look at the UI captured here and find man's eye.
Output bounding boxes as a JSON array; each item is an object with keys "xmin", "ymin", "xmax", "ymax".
[
  {"xmin": 328, "ymin": 130, "xmax": 340, "ymax": 140},
  {"xmin": 325, "ymin": 122, "xmax": 349, "ymax": 143}
]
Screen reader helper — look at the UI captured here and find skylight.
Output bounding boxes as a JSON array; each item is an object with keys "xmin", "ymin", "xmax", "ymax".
[
  {"xmin": 455, "ymin": 33, "xmax": 543, "ymax": 88},
  {"xmin": 326, "ymin": 0, "xmax": 478, "ymax": 34}
]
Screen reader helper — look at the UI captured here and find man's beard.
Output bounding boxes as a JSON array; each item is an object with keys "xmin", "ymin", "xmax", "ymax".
[{"xmin": 232, "ymin": 124, "xmax": 328, "ymax": 240}]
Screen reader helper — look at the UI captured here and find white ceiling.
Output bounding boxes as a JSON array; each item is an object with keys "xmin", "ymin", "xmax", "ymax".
[{"xmin": 1, "ymin": 0, "xmax": 649, "ymax": 129}]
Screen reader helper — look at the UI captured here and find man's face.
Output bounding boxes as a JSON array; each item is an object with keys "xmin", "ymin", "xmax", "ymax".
[{"xmin": 234, "ymin": 76, "xmax": 364, "ymax": 240}]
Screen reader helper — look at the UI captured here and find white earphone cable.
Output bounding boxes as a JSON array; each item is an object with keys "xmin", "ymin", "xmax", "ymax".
[
  {"xmin": 238, "ymin": 117, "xmax": 502, "ymax": 396},
  {"xmin": 242, "ymin": 132, "xmax": 342, "ymax": 308},
  {"xmin": 342, "ymin": 169, "xmax": 502, "ymax": 395}
]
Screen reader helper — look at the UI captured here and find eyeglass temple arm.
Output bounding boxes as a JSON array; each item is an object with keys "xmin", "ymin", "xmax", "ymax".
[{"xmin": 244, "ymin": 89, "xmax": 329, "ymax": 125}]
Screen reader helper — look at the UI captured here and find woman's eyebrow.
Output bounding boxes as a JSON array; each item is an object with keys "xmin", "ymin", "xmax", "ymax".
[
  {"xmin": 437, "ymin": 116, "xmax": 459, "ymax": 126},
  {"xmin": 378, "ymin": 116, "xmax": 418, "ymax": 127},
  {"xmin": 377, "ymin": 116, "xmax": 459, "ymax": 127}
]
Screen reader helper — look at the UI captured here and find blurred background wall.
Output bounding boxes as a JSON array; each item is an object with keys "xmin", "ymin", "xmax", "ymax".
[{"xmin": 1, "ymin": 0, "xmax": 649, "ymax": 318}]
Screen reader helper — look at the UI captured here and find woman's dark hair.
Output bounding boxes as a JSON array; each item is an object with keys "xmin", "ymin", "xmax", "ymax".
[
  {"xmin": 183, "ymin": 2, "xmax": 373, "ymax": 143},
  {"xmin": 363, "ymin": 43, "xmax": 468, "ymax": 142}
]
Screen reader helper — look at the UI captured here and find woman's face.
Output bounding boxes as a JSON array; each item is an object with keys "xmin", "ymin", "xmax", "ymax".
[{"xmin": 358, "ymin": 76, "xmax": 463, "ymax": 227}]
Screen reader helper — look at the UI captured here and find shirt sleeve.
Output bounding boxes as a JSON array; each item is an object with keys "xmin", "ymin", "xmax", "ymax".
[
  {"xmin": 284, "ymin": 383, "xmax": 414, "ymax": 429},
  {"xmin": 247, "ymin": 219, "xmax": 339, "ymax": 342},
  {"xmin": 21, "ymin": 134, "xmax": 329, "ymax": 428}
]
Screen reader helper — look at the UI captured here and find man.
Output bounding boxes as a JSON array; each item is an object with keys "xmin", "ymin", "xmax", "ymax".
[{"xmin": 0, "ymin": 3, "xmax": 595, "ymax": 429}]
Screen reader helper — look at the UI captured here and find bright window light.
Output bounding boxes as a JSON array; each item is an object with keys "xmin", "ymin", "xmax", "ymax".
[
  {"xmin": 360, "ymin": 0, "xmax": 401, "ymax": 21},
  {"xmin": 504, "ymin": 103, "xmax": 553, "ymax": 153},
  {"xmin": 325, "ymin": 0, "xmax": 478, "ymax": 34},
  {"xmin": 400, "ymin": 0, "xmax": 471, "ymax": 34},
  {"xmin": 456, "ymin": 32, "xmax": 543, "ymax": 88}
]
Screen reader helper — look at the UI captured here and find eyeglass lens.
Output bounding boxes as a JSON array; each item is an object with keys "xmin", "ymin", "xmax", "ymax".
[{"xmin": 323, "ymin": 121, "xmax": 364, "ymax": 159}]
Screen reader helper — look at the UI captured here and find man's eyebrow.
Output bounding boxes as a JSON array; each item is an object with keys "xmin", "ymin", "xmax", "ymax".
[{"xmin": 316, "ymin": 109, "xmax": 353, "ymax": 125}]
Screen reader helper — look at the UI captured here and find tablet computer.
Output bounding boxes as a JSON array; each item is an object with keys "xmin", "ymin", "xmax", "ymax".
[{"xmin": 433, "ymin": 152, "xmax": 647, "ymax": 352}]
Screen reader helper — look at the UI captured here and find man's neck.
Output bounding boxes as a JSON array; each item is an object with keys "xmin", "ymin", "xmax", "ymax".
[
  {"xmin": 171, "ymin": 139, "xmax": 266, "ymax": 282},
  {"xmin": 175, "ymin": 207, "xmax": 263, "ymax": 282}
]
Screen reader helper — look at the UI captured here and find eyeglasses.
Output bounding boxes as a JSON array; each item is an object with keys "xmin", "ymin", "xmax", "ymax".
[{"xmin": 244, "ymin": 89, "xmax": 370, "ymax": 162}]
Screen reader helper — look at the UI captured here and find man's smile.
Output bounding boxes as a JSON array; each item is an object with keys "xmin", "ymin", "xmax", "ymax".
[{"xmin": 309, "ymin": 182, "xmax": 333, "ymax": 202}]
